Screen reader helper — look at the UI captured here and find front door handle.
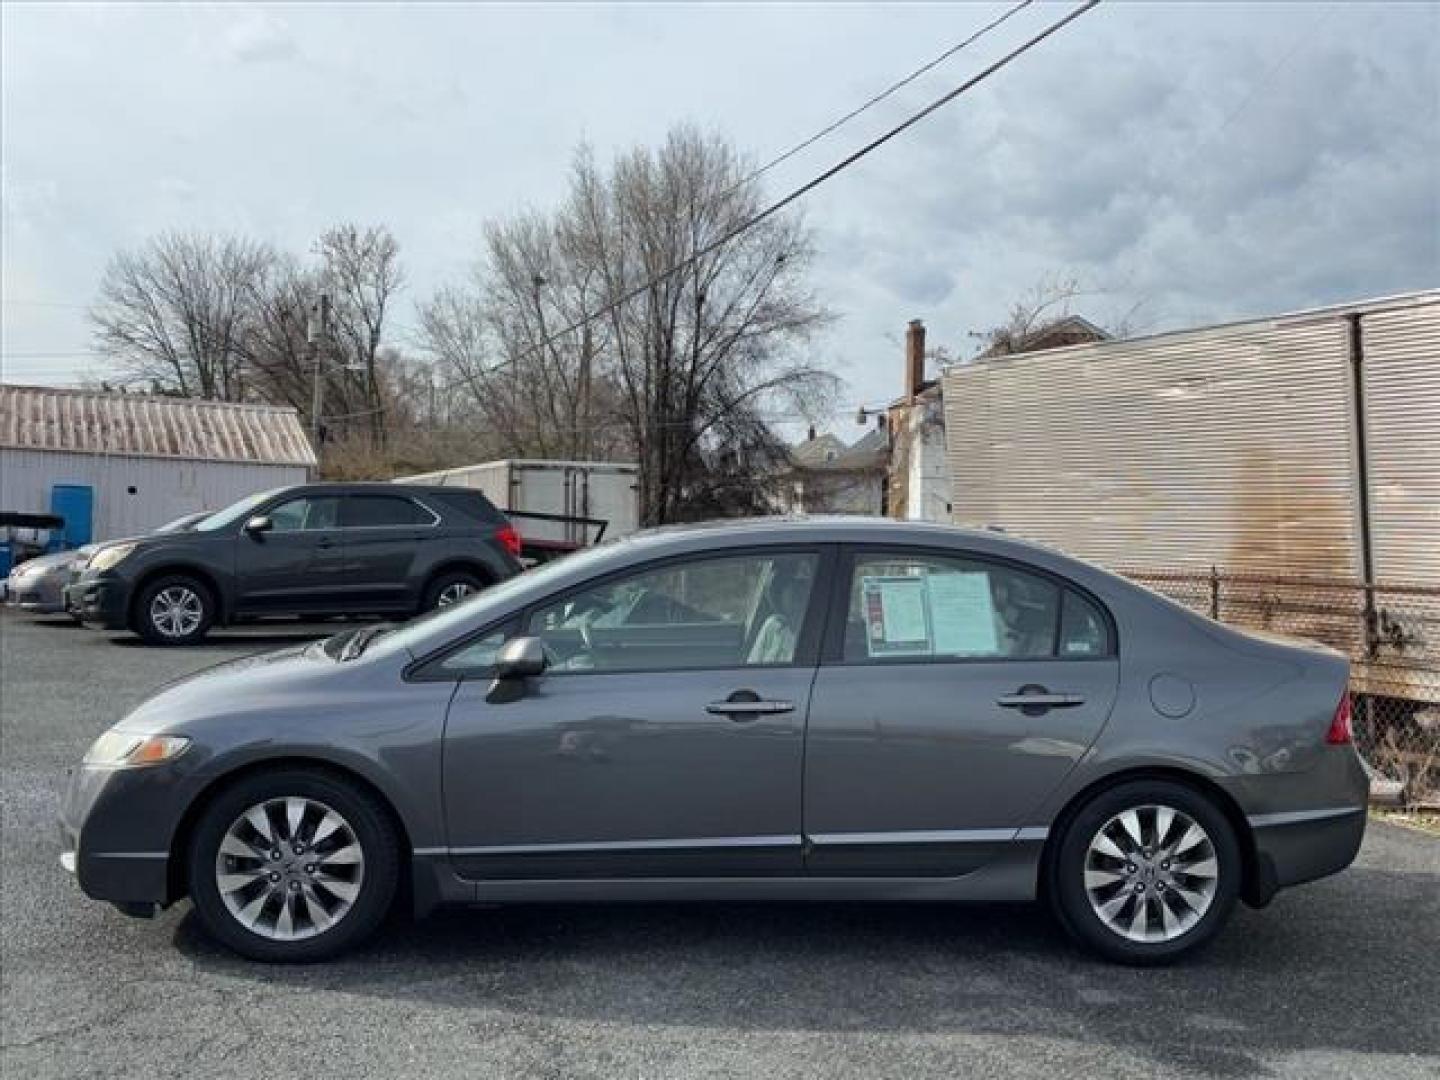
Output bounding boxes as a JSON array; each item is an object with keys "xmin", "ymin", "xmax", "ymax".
[
  {"xmin": 315, "ymin": 537, "xmax": 337, "ymax": 550},
  {"xmin": 996, "ymin": 686, "xmax": 1086, "ymax": 710},
  {"xmin": 706, "ymin": 690, "xmax": 795, "ymax": 720}
]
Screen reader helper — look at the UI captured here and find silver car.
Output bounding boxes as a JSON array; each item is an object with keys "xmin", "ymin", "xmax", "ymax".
[
  {"xmin": 6, "ymin": 511, "xmax": 209, "ymax": 617},
  {"xmin": 61, "ymin": 518, "xmax": 1367, "ymax": 964}
]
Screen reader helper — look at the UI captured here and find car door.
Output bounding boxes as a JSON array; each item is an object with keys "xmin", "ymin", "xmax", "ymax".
[
  {"xmin": 232, "ymin": 494, "xmax": 345, "ymax": 613},
  {"xmin": 334, "ymin": 493, "xmax": 438, "ymax": 610},
  {"xmin": 803, "ymin": 546, "xmax": 1119, "ymax": 876},
  {"xmin": 436, "ymin": 546, "xmax": 832, "ymax": 879}
]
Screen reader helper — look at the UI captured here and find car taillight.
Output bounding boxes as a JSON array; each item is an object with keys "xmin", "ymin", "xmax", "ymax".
[
  {"xmin": 496, "ymin": 524, "xmax": 522, "ymax": 558},
  {"xmin": 1326, "ymin": 693, "xmax": 1353, "ymax": 745}
]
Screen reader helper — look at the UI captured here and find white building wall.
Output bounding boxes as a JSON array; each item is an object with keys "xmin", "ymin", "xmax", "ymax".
[
  {"xmin": 897, "ymin": 398, "xmax": 950, "ymax": 523},
  {"xmin": 0, "ymin": 449, "xmax": 307, "ymax": 542}
]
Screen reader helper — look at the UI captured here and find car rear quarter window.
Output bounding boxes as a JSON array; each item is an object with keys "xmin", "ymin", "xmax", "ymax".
[
  {"xmin": 431, "ymin": 490, "xmax": 505, "ymax": 525},
  {"xmin": 1059, "ymin": 589, "xmax": 1111, "ymax": 657},
  {"xmin": 340, "ymin": 494, "xmax": 435, "ymax": 527}
]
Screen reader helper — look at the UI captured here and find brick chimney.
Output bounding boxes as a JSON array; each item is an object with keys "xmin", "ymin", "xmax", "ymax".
[{"xmin": 905, "ymin": 319, "xmax": 927, "ymax": 402}]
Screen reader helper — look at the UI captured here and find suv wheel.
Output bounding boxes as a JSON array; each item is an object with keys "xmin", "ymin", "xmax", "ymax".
[
  {"xmin": 1049, "ymin": 779, "xmax": 1240, "ymax": 965},
  {"xmin": 187, "ymin": 768, "xmax": 400, "ymax": 962},
  {"xmin": 423, "ymin": 570, "xmax": 485, "ymax": 611},
  {"xmin": 135, "ymin": 574, "xmax": 215, "ymax": 645}
]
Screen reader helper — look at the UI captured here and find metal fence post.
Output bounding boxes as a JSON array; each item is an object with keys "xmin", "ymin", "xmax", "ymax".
[{"xmin": 1209, "ymin": 565, "xmax": 1220, "ymax": 621}]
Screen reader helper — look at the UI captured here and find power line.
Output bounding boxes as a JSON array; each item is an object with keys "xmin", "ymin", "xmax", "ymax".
[
  {"xmin": 441, "ymin": 0, "xmax": 1101, "ymax": 395},
  {"xmin": 720, "ymin": 0, "xmax": 1034, "ymax": 200}
]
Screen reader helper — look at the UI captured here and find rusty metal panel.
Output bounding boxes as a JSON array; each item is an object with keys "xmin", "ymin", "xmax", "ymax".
[
  {"xmin": 943, "ymin": 314, "xmax": 1362, "ymax": 578},
  {"xmin": 1361, "ymin": 302, "xmax": 1440, "ymax": 586},
  {"xmin": 0, "ymin": 385, "xmax": 317, "ymax": 467}
]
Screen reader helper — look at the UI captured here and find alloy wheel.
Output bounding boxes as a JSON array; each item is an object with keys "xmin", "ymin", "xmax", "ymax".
[
  {"xmin": 1083, "ymin": 803, "xmax": 1219, "ymax": 943},
  {"xmin": 214, "ymin": 797, "xmax": 366, "ymax": 942},
  {"xmin": 150, "ymin": 586, "xmax": 203, "ymax": 638}
]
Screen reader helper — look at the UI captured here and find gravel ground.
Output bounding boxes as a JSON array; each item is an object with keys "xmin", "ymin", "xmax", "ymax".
[{"xmin": 2, "ymin": 609, "xmax": 1438, "ymax": 1079}]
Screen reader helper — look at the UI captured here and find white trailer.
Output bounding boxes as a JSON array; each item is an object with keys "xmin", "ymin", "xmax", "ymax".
[{"xmin": 394, "ymin": 459, "xmax": 639, "ymax": 551}]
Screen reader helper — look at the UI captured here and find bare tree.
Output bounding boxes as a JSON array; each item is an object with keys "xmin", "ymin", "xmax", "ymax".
[
  {"xmin": 425, "ymin": 126, "xmax": 837, "ymax": 525},
  {"xmin": 315, "ymin": 224, "xmax": 405, "ymax": 445},
  {"xmin": 90, "ymin": 233, "xmax": 277, "ymax": 399},
  {"xmin": 969, "ymin": 273, "xmax": 1148, "ymax": 357}
]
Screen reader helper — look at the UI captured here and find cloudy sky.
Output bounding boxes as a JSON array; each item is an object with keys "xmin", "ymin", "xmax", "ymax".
[{"xmin": 3, "ymin": 1, "xmax": 1437, "ymax": 428}]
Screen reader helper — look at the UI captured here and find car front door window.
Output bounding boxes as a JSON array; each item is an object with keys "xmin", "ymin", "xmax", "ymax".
[
  {"xmin": 527, "ymin": 552, "xmax": 819, "ymax": 672},
  {"xmin": 266, "ymin": 496, "xmax": 340, "ymax": 533}
]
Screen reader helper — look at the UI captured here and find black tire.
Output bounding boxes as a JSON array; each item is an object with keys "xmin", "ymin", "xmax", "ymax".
[
  {"xmin": 133, "ymin": 573, "xmax": 215, "ymax": 646},
  {"xmin": 421, "ymin": 569, "xmax": 486, "ymax": 612},
  {"xmin": 187, "ymin": 768, "xmax": 401, "ymax": 963},
  {"xmin": 1048, "ymin": 779, "xmax": 1241, "ymax": 965}
]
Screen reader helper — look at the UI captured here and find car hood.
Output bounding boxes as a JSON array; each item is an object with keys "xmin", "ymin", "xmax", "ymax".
[
  {"xmin": 9, "ymin": 551, "xmax": 80, "ymax": 574},
  {"xmin": 113, "ymin": 642, "xmax": 339, "ymax": 734}
]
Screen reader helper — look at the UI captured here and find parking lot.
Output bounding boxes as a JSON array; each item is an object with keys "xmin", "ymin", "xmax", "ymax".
[{"xmin": 1, "ymin": 609, "xmax": 1437, "ymax": 1079}]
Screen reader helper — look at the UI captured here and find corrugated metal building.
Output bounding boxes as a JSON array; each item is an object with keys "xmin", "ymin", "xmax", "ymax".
[
  {"xmin": 941, "ymin": 290, "xmax": 1440, "ymax": 704},
  {"xmin": 0, "ymin": 385, "xmax": 316, "ymax": 542}
]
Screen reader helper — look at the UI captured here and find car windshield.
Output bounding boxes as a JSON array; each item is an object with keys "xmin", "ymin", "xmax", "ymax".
[
  {"xmin": 154, "ymin": 511, "xmax": 207, "ymax": 534},
  {"xmin": 192, "ymin": 489, "xmax": 284, "ymax": 533},
  {"xmin": 365, "ymin": 541, "xmax": 625, "ymax": 659}
]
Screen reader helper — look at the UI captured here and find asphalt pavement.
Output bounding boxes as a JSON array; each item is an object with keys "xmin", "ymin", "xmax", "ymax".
[{"xmin": 2, "ymin": 609, "xmax": 1437, "ymax": 1079}]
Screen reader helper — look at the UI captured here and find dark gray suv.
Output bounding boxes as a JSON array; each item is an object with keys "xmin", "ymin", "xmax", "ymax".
[
  {"xmin": 61, "ymin": 518, "xmax": 1367, "ymax": 964},
  {"xmin": 69, "ymin": 483, "xmax": 523, "ymax": 644}
]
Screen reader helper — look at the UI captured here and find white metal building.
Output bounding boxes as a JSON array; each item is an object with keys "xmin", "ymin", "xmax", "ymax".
[{"xmin": 0, "ymin": 384, "xmax": 316, "ymax": 543}]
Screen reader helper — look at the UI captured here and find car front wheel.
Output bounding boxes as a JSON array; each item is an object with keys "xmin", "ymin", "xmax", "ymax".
[
  {"xmin": 187, "ymin": 768, "xmax": 400, "ymax": 962},
  {"xmin": 134, "ymin": 574, "xmax": 215, "ymax": 645},
  {"xmin": 1050, "ymin": 779, "xmax": 1240, "ymax": 965}
]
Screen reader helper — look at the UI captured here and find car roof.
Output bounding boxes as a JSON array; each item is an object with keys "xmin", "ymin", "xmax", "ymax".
[{"xmin": 271, "ymin": 481, "xmax": 495, "ymax": 499}]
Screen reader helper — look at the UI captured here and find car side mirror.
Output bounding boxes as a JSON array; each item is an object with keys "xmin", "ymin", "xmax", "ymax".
[
  {"xmin": 244, "ymin": 515, "xmax": 273, "ymax": 535},
  {"xmin": 486, "ymin": 636, "xmax": 547, "ymax": 703}
]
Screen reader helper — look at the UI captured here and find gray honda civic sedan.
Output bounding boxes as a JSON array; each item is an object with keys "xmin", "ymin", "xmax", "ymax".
[{"xmin": 61, "ymin": 518, "xmax": 1367, "ymax": 964}]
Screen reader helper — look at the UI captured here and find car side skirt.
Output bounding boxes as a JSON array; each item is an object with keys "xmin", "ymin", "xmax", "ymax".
[{"xmin": 409, "ymin": 841, "xmax": 1046, "ymax": 916}]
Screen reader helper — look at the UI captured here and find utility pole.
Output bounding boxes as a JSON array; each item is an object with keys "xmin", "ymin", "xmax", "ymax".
[{"xmin": 306, "ymin": 293, "xmax": 332, "ymax": 444}]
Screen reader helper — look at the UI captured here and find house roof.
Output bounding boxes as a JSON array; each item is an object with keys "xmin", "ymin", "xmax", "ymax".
[
  {"xmin": 788, "ymin": 429, "xmax": 887, "ymax": 472},
  {"xmin": 0, "ymin": 384, "xmax": 318, "ymax": 467},
  {"xmin": 975, "ymin": 314, "xmax": 1111, "ymax": 359}
]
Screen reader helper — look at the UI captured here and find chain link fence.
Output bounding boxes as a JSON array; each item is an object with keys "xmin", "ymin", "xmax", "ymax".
[{"xmin": 1122, "ymin": 568, "xmax": 1440, "ymax": 809}]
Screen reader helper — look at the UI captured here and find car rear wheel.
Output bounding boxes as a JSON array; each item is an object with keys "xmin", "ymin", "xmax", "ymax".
[
  {"xmin": 1049, "ymin": 779, "xmax": 1240, "ymax": 965},
  {"xmin": 423, "ymin": 570, "xmax": 485, "ymax": 611},
  {"xmin": 187, "ymin": 768, "xmax": 400, "ymax": 962},
  {"xmin": 134, "ymin": 574, "xmax": 214, "ymax": 645}
]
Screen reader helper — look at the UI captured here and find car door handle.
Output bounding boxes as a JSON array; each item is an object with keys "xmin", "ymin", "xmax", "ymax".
[
  {"xmin": 316, "ymin": 538, "xmax": 336, "ymax": 550},
  {"xmin": 996, "ymin": 688, "xmax": 1086, "ymax": 709},
  {"xmin": 706, "ymin": 692, "xmax": 795, "ymax": 719}
]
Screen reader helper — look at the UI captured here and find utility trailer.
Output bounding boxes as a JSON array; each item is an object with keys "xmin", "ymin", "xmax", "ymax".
[
  {"xmin": 394, "ymin": 459, "xmax": 639, "ymax": 563},
  {"xmin": 941, "ymin": 290, "xmax": 1440, "ymax": 800}
]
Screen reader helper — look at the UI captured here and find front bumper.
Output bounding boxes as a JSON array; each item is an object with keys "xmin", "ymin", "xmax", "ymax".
[
  {"xmin": 59, "ymin": 762, "xmax": 192, "ymax": 912},
  {"xmin": 67, "ymin": 573, "xmax": 132, "ymax": 630}
]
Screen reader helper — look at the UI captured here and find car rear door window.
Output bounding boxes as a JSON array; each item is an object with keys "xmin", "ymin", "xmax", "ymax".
[
  {"xmin": 528, "ymin": 552, "xmax": 820, "ymax": 672},
  {"xmin": 842, "ymin": 553, "xmax": 1066, "ymax": 661},
  {"xmin": 340, "ymin": 495, "xmax": 434, "ymax": 527}
]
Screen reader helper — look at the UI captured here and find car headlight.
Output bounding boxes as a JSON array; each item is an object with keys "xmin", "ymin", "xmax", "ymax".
[
  {"xmin": 87, "ymin": 543, "xmax": 136, "ymax": 572},
  {"xmin": 83, "ymin": 731, "xmax": 191, "ymax": 769}
]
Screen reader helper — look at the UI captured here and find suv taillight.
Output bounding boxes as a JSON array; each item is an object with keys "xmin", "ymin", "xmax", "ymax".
[
  {"xmin": 1326, "ymin": 693, "xmax": 1353, "ymax": 745},
  {"xmin": 496, "ymin": 524, "xmax": 522, "ymax": 558}
]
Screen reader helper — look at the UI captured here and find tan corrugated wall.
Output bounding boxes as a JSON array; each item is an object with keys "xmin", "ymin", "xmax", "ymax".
[
  {"xmin": 943, "ymin": 315, "xmax": 1363, "ymax": 577},
  {"xmin": 1360, "ymin": 302, "xmax": 1440, "ymax": 586}
]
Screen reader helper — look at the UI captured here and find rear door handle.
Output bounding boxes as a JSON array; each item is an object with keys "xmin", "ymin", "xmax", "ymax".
[{"xmin": 997, "ymin": 688, "xmax": 1086, "ymax": 709}]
